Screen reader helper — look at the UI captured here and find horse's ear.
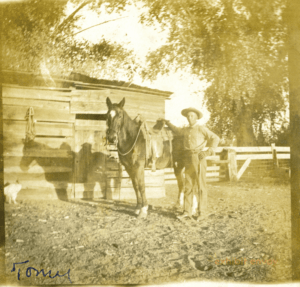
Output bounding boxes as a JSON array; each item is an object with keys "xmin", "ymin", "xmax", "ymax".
[
  {"xmin": 106, "ymin": 97, "xmax": 112, "ymax": 109},
  {"xmin": 118, "ymin": 98, "xmax": 125, "ymax": 108}
]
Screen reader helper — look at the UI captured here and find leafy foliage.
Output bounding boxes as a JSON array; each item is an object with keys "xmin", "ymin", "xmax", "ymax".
[
  {"xmin": 2, "ymin": 0, "xmax": 137, "ymax": 82},
  {"xmin": 140, "ymin": 0, "xmax": 288, "ymax": 145}
]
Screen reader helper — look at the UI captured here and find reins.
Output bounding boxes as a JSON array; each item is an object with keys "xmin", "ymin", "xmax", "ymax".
[{"xmin": 117, "ymin": 123, "xmax": 143, "ymax": 156}]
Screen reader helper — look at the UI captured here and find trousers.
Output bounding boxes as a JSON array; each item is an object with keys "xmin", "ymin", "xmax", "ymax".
[{"xmin": 183, "ymin": 152, "xmax": 208, "ymax": 216}]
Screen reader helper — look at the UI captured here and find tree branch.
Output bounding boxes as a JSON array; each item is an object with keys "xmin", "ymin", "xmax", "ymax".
[
  {"xmin": 71, "ymin": 16, "xmax": 128, "ymax": 36},
  {"xmin": 55, "ymin": 0, "xmax": 93, "ymax": 35}
]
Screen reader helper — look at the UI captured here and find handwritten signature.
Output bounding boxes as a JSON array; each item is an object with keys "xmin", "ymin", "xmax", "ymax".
[{"xmin": 11, "ymin": 260, "xmax": 72, "ymax": 283}]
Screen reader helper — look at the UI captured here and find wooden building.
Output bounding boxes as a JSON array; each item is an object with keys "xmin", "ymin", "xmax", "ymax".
[{"xmin": 2, "ymin": 70, "xmax": 172, "ymax": 200}]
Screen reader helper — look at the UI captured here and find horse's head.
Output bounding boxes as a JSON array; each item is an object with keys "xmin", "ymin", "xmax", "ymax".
[
  {"xmin": 106, "ymin": 97, "xmax": 126, "ymax": 144},
  {"xmin": 20, "ymin": 139, "xmax": 38, "ymax": 172}
]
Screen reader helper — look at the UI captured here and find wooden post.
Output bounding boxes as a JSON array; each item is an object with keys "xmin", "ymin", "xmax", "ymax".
[
  {"xmin": 228, "ymin": 149, "xmax": 238, "ymax": 182},
  {"xmin": 220, "ymin": 149, "xmax": 229, "ymax": 181},
  {"xmin": 271, "ymin": 143, "xmax": 279, "ymax": 169},
  {"xmin": 71, "ymin": 123, "xmax": 76, "ymax": 200},
  {"xmin": 220, "ymin": 148, "xmax": 237, "ymax": 182}
]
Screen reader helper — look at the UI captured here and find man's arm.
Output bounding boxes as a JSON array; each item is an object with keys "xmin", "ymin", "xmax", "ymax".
[
  {"xmin": 203, "ymin": 127, "xmax": 220, "ymax": 155},
  {"xmin": 161, "ymin": 119, "xmax": 183, "ymax": 135},
  {"xmin": 198, "ymin": 127, "xmax": 220, "ymax": 159}
]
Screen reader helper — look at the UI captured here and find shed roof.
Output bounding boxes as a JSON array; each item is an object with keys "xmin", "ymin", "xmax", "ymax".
[{"xmin": 2, "ymin": 70, "xmax": 173, "ymax": 98}]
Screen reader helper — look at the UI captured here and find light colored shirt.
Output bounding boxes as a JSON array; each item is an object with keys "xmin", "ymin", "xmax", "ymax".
[
  {"xmin": 168, "ymin": 123, "xmax": 220, "ymax": 152},
  {"xmin": 183, "ymin": 125, "xmax": 219, "ymax": 152}
]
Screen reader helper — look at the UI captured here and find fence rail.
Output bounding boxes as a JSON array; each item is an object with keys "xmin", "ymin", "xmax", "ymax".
[{"xmin": 165, "ymin": 144, "xmax": 290, "ymax": 183}]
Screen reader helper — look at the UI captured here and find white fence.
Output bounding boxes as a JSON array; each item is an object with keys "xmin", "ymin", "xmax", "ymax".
[{"xmin": 165, "ymin": 145, "xmax": 290, "ymax": 183}]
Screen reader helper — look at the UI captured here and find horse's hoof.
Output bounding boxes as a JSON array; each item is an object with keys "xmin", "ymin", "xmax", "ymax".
[
  {"xmin": 137, "ymin": 206, "xmax": 148, "ymax": 219},
  {"xmin": 137, "ymin": 211, "xmax": 147, "ymax": 219},
  {"xmin": 134, "ymin": 209, "xmax": 141, "ymax": 215}
]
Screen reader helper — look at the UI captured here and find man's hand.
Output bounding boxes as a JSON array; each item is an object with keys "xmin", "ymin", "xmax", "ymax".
[
  {"xmin": 198, "ymin": 149, "xmax": 213, "ymax": 160},
  {"xmin": 157, "ymin": 118, "xmax": 170, "ymax": 125},
  {"xmin": 198, "ymin": 151, "xmax": 208, "ymax": 160}
]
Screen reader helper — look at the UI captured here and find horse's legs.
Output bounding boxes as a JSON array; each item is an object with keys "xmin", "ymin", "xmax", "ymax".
[
  {"xmin": 126, "ymin": 168, "xmax": 142, "ymax": 214},
  {"xmin": 174, "ymin": 163, "xmax": 185, "ymax": 207},
  {"xmin": 136, "ymin": 165, "xmax": 148, "ymax": 219}
]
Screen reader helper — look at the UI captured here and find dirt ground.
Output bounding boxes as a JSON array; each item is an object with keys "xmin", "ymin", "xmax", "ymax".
[{"xmin": 3, "ymin": 178, "xmax": 292, "ymax": 285}]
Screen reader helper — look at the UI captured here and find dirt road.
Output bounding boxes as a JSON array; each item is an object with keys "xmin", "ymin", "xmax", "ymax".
[{"xmin": 3, "ymin": 179, "xmax": 292, "ymax": 285}]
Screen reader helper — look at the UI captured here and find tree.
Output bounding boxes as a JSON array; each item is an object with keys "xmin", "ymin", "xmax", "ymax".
[
  {"xmin": 287, "ymin": 0, "xmax": 300, "ymax": 279},
  {"xmin": 2, "ymin": 0, "xmax": 137, "ymax": 83},
  {"xmin": 140, "ymin": 0, "xmax": 288, "ymax": 146}
]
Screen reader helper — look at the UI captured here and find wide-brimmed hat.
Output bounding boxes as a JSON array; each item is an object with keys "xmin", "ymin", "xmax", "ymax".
[{"xmin": 181, "ymin": 107, "xmax": 203, "ymax": 119}]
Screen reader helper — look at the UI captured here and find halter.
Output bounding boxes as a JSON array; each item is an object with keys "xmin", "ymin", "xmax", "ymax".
[{"xmin": 106, "ymin": 115, "xmax": 143, "ymax": 157}]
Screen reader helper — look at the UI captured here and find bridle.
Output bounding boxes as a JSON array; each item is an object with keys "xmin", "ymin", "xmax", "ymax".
[{"xmin": 106, "ymin": 112, "xmax": 143, "ymax": 156}]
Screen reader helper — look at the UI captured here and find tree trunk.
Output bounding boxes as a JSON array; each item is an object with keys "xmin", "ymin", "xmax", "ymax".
[
  {"xmin": 234, "ymin": 100, "xmax": 256, "ymax": 146},
  {"xmin": 287, "ymin": 0, "xmax": 300, "ymax": 280}
]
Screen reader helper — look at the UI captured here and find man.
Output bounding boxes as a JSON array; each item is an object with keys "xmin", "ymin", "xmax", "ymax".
[{"xmin": 163, "ymin": 108, "xmax": 220, "ymax": 221}]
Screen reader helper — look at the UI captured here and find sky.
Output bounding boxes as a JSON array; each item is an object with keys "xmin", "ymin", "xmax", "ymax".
[{"xmin": 67, "ymin": 2, "xmax": 210, "ymax": 126}]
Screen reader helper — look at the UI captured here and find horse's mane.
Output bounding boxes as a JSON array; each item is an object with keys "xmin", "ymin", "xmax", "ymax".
[{"xmin": 122, "ymin": 109, "xmax": 140, "ymax": 140}]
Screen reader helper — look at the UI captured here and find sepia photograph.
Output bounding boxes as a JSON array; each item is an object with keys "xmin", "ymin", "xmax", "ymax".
[{"xmin": 1, "ymin": 0, "xmax": 300, "ymax": 285}]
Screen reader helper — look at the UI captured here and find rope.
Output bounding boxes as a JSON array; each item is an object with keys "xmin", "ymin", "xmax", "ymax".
[
  {"xmin": 25, "ymin": 107, "xmax": 36, "ymax": 142},
  {"xmin": 141, "ymin": 121, "xmax": 151, "ymax": 161},
  {"xmin": 117, "ymin": 123, "xmax": 144, "ymax": 156}
]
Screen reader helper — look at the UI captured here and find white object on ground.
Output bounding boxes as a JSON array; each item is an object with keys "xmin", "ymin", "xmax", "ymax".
[{"xmin": 4, "ymin": 181, "xmax": 22, "ymax": 204}]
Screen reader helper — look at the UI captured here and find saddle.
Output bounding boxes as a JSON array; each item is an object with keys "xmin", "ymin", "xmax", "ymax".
[{"xmin": 137, "ymin": 117, "xmax": 173, "ymax": 172}]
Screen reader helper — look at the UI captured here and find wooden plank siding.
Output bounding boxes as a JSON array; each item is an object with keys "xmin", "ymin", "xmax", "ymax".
[
  {"xmin": 71, "ymin": 101, "xmax": 163, "ymax": 121},
  {"xmin": 3, "ymin": 136, "xmax": 73, "ymax": 151},
  {"xmin": 4, "ymin": 156, "xmax": 73, "ymax": 169},
  {"xmin": 2, "ymin": 85, "xmax": 72, "ymax": 102},
  {"xmin": 3, "ymin": 85, "xmax": 75, "ymax": 200},
  {"xmin": 5, "ymin": 172, "xmax": 72, "ymax": 183},
  {"xmin": 3, "ymin": 98, "xmax": 70, "ymax": 110},
  {"xmin": 5, "ymin": 166, "xmax": 72, "ymax": 173},
  {"xmin": 71, "ymin": 89, "xmax": 111, "ymax": 102},
  {"xmin": 109, "ymin": 90, "xmax": 165, "ymax": 121},
  {"xmin": 4, "ymin": 121, "xmax": 73, "ymax": 138},
  {"xmin": 5, "ymin": 149, "xmax": 72, "ymax": 158},
  {"xmin": 3, "ymin": 83, "xmax": 170, "ymax": 200},
  {"xmin": 4, "ymin": 105, "xmax": 75, "ymax": 123},
  {"xmin": 73, "ymin": 120, "xmax": 108, "ymax": 198},
  {"xmin": 71, "ymin": 89, "xmax": 165, "ymax": 122},
  {"xmin": 71, "ymin": 88, "xmax": 167, "ymax": 199}
]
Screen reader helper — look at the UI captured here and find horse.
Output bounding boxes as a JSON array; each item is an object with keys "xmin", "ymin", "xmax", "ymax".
[
  {"xmin": 106, "ymin": 97, "xmax": 185, "ymax": 218},
  {"xmin": 19, "ymin": 140, "xmax": 107, "ymax": 200}
]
